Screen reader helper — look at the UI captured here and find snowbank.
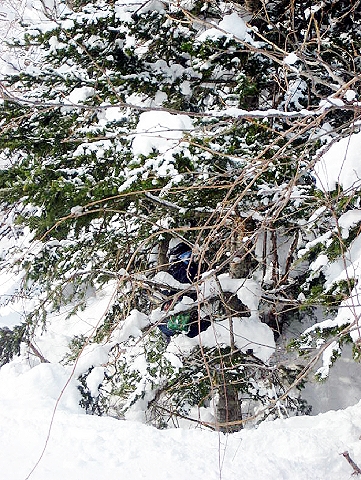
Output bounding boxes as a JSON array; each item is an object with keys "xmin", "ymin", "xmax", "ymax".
[{"xmin": 1, "ymin": 357, "xmax": 361, "ymax": 480}]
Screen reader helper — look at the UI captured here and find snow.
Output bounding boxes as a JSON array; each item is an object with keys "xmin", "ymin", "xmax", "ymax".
[
  {"xmin": 112, "ymin": 309, "xmax": 150, "ymax": 343},
  {"xmin": 309, "ymin": 254, "xmax": 329, "ymax": 272},
  {"xmin": 48, "ymin": 35, "xmax": 67, "ymax": 52},
  {"xmin": 297, "ymin": 231, "xmax": 332, "ymax": 258},
  {"xmin": 167, "ymin": 316, "xmax": 275, "ymax": 363},
  {"xmin": 302, "ymin": 344, "xmax": 361, "ymax": 414},
  {"xmin": 315, "ymin": 340, "xmax": 341, "ymax": 379},
  {"xmin": 70, "ymin": 205, "xmax": 83, "ymax": 216},
  {"xmin": 1, "ymin": 356, "xmax": 361, "ymax": 480},
  {"xmin": 0, "ymin": 269, "xmax": 28, "ymax": 328},
  {"xmin": 86, "ymin": 365, "xmax": 106, "ymax": 396},
  {"xmin": 135, "ymin": 0, "xmax": 165, "ymax": 14},
  {"xmin": 338, "ymin": 210, "xmax": 361, "ymax": 239},
  {"xmin": 323, "ymin": 233, "xmax": 361, "ymax": 290},
  {"xmin": 66, "ymin": 86, "xmax": 95, "ymax": 105},
  {"xmin": 345, "ymin": 90, "xmax": 357, "ymax": 102},
  {"xmin": 197, "ymin": 13, "xmax": 253, "ymax": 44},
  {"xmin": 151, "ymin": 272, "xmax": 275, "ymax": 361},
  {"xmin": 2, "ymin": 3, "xmax": 361, "ymax": 479},
  {"xmin": 304, "ymin": 3, "xmax": 324, "ymax": 20},
  {"xmin": 132, "ymin": 111, "xmax": 193, "ymax": 157},
  {"xmin": 314, "ymin": 131, "xmax": 361, "ymax": 192},
  {"xmin": 283, "ymin": 78, "xmax": 307, "ymax": 109},
  {"xmin": 318, "ymin": 96, "xmax": 345, "ymax": 112},
  {"xmin": 283, "ymin": 52, "xmax": 299, "ymax": 65}
]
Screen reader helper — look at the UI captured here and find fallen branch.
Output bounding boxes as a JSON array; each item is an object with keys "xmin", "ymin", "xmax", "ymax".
[
  {"xmin": 27, "ymin": 341, "xmax": 50, "ymax": 364},
  {"xmin": 341, "ymin": 451, "xmax": 361, "ymax": 476}
]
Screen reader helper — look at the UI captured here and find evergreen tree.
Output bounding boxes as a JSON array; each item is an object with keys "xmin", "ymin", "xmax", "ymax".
[{"xmin": 0, "ymin": 0, "xmax": 360, "ymax": 428}]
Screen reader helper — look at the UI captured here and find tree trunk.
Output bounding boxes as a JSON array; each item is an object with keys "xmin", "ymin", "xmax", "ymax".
[
  {"xmin": 217, "ymin": 383, "xmax": 242, "ymax": 432},
  {"xmin": 229, "ymin": 217, "xmax": 257, "ymax": 279},
  {"xmin": 157, "ymin": 238, "xmax": 169, "ymax": 272}
]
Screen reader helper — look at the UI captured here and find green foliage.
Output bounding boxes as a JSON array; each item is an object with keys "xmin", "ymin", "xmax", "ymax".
[
  {"xmin": 78, "ymin": 367, "xmax": 107, "ymax": 415},
  {"xmin": 0, "ymin": 324, "xmax": 27, "ymax": 367},
  {"xmin": 289, "ymin": 325, "xmax": 352, "ymax": 367},
  {"xmin": 0, "ymin": 0, "xmax": 360, "ymax": 428},
  {"xmin": 166, "ymin": 313, "xmax": 191, "ymax": 333},
  {"xmin": 63, "ymin": 335, "xmax": 87, "ymax": 365}
]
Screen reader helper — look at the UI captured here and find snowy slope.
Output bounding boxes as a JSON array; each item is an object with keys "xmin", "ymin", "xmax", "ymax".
[
  {"xmin": 1, "ymin": 3, "xmax": 361, "ymax": 479},
  {"xmin": 1, "ymin": 356, "xmax": 361, "ymax": 480}
]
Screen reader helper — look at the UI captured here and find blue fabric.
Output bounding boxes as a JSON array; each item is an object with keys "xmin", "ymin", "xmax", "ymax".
[
  {"xmin": 158, "ymin": 324, "xmax": 176, "ymax": 337},
  {"xmin": 178, "ymin": 251, "xmax": 192, "ymax": 264}
]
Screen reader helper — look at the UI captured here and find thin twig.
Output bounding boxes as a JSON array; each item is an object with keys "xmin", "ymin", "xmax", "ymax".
[{"xmin": 341, "ymin": 451, "xmax": 361, "ymax": 476}]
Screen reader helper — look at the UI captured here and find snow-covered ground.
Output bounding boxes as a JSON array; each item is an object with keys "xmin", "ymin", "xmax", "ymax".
[
  {"xmin": 0, "ymin": 235, "xmax": 360, "ymax": 479},
  {"xmin": 6, "ymin": 317, "xmax": 361, "ymax": 470},
  {"xmin": 1, "ymin": 223, "xmax": 361, "ymax": 479},
  {"xmin": 1, "ymin": 355, "xmax": 361, "ymax": 480}
]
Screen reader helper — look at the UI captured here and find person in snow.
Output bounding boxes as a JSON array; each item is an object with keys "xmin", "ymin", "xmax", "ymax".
[
  {"xmin": 167, "ymin": 242, "xmax": 198, "ymax": 284},
  {"xmin": 158, "ymin": 242, "xmax": 211, "ymax": 339}
]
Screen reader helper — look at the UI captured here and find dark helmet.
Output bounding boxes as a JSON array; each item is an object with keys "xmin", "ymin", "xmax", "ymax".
[{"xmin": 168, "ymin": 242, "xmax": 191, "ymax": 258}]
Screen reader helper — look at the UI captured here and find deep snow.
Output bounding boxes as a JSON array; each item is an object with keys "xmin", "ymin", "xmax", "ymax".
[
  {"xmin": 1, "ymin": 356, "xmax": 361, "ymax": 480},
  {"xmin": 1, "ymin": 2, "xmax": 361, "ymax": 479},
  {"xmin": 1, "ymin": 225, "xmax": 361, "ymax": 480}
]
